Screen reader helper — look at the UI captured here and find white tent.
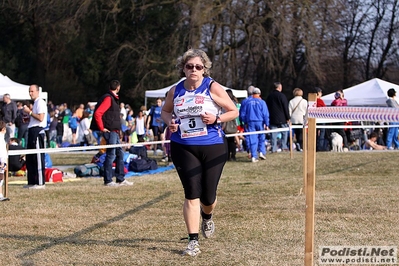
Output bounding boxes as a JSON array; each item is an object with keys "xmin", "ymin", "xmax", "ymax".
[
  {"xmin": 322, "ymin": 78, "xmax": 399, "ymax": 106},
  {"xmin": 0, "ymin": 72, "xmax": 47, "ymax": 102},
  {"xmin": 145, "ymin": 78, "xmax": 248, "ymax": 106}
]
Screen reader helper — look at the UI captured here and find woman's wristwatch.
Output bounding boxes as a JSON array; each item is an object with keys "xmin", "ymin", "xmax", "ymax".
[{"xmin": 213, "ymin": 114, "xmax": 221, "ymax": 125}]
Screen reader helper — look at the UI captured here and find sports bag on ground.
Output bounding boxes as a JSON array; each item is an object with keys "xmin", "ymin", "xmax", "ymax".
[
  {"xmin": 74, "ymin": 163, "xmax": 101, "ymax": 177},
  {"xmin": 45, "ymin": 168, "xmax": 63, "ymax": 183},
  {"xmin": 129, "ymin": 158, "xmax": 157, "ymax": 172},
  {"xmin": 129, "ymin": 145, "xmax": 148, "ymax": 158}
]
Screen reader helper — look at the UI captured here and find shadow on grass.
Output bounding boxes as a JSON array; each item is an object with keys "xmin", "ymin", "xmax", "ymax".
[
  {"xmin": 0, "ymin": 192, "xmax": 175, "ymax": 261},
  {"xmin": 317, "ymin": 161, "xmax": 370, "ymax": 175}
]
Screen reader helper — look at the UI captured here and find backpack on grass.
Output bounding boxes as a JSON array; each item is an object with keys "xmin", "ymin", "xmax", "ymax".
[
  {"xmin": 74, "ymin": 163, "xmax": 101, "ymax": 177},
  {"xmin": 129, "ymin": 145, "xmax": 147, "ymax": 159},
  {"xmin": 45, "ymin": 168, "xmax": 63, "ymax": 183},
  {"xmin": 129, "ymin": 158, "xmax": 157, "ymax": 172}
]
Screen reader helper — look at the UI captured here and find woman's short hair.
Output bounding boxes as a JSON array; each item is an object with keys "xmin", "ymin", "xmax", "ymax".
[
  {"xmin": 176, "ymin": 49, "xmax": 212, "ymax": 78},
  {"xmin": 293, "ymin": 88, "xmax": 303, "ymax": 97}
]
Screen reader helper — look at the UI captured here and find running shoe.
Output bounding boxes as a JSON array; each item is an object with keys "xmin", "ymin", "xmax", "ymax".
[
  {"xmin": 182, "ymin": 240, "xmax": 201, "ymax": 256},
  {"xmin": 201, "ymin": 218, "xmax": 215, "ymax": 238}
]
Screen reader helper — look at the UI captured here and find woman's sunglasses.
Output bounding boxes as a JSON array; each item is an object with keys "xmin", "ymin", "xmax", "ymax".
[{"xmin": 185, "ymin": 64, "xmax": 204, "ymax": 71}]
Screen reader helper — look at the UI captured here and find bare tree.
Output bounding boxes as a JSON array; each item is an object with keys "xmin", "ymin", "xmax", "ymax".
[{"xmin": 371, "ymin": 0, "xmax": 399, "ymax": 78}]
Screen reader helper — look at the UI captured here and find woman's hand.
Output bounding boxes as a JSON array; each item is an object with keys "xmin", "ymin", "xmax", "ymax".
[
  {"xmin": 200, "ymin": 112, "xmax": 217, "ymax": 124},
  {"xmin": 169, "ymin": 119, "xmax": 179, "ymax": 133}
]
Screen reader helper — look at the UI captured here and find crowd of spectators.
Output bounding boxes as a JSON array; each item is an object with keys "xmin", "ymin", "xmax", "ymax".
[
  {"xmin": 229, "ymin": 85, "xmax": 399, "ymax": 160},
  {"xmin": 0, "ymin": 96, "xmax": 150, "ymax": 151}
]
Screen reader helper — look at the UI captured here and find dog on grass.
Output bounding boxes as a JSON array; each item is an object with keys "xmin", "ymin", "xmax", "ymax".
[{"xmin": 331, "ymin": 132, "xmax": 343, "ymax": 152}]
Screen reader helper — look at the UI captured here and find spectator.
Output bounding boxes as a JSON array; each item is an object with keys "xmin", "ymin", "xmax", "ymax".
[
  {"xmin": 61, "ymin": 103, "xmax": 71, "ymax": 123},
  {"xmin": 23, "ymin": 84, "xmax": 47, "ymax": 189},
  {"xmin": 120, "ymin": 113, "xmax": 130, "ymax": 144},
  {"xmin": 44, "ymin": 110, "xmax": 51, "ymax": 148},
  {"xmin": 48, "ymin": 110, "xmax": 58, "ymax": 147},
  {"xmin": 240, "ymin": 87, "xmax": 269, "ymax": 162},
  {"xmin": 55, "ymin": 109, "xmax": 64, "ymax": 147},
  {"xmin": 79, "ymin": 111, "xmax": 96, "ymax": 145},
  {"xmin": 75, "ymin": 103, "xmax": 84, "ymax": 120},
  {"xmin": 224, "ymin": 89, "xmax": 240, "ymax": 161},
  {"xmin": 239, "ymin": 85, "xmax": 255, "ymax": 158},
  {"xmin": 1, "ymin": 93, "xmax": 18, "ymax": 143},
  {"xmin": 288, "ymin": 88, "xmax": 308, "ymax": 151},
  {"xmin": 126, "ymin": 109, "xmax": 136, "ymax": 143},
  {"xmin": 85, "ymin": 102, "xmax": 95, "ymax": 118},
  {"xmin": 232, "ymin": 92, "xmax": 243, "ymax": 151},
  {"xmin": 16, "ymin": 100, "xmax": 31, "ymax": 148},
  {"xmin": 90, "ymin": 80, "xmax": 133, "ymax": 187},
  {"xmin": 365, "ymin": 132, "xmax": 387, "ymax": 150},
  {"xmin": 68, "ymin": 109, "xmax": 79, "ymax": 144},
  {"xmin": 120, "ymin": 102, "xmax": 127, "ymax": 120},
  {"xmin": 126, "ymin": 109, "xmax": 135, "ymax": 129},
  {"xmin": 161, "ymin": 127, "xmax": 172, "ymax": 163},
  {"xmin": 385, "ymin": 88, "xmax": 399, "ymax": 150},
  {"xmin": 135, "ymin": 110, "xmax": 146, "ymax": 142},
  {"xmin": 146, "ymin": 98, "xmax": 165, "ymax": 154},
  {"xmin": 315, "ymin": 87, "xmax": 329, "ymax": 151},
  {"xmin": 331, "ymin": 90, "xmax": 349, "ymax": 150},
  {"xmin": 161, "ymin": 92, "xmax": 171, "ymax": 162},
  {"xmin": 61, "ymin": 103, "xmax": 71, "ymax": 142},
  {"xmin": 47, "ymin": 100, "xmax": 55, "ymax": 113},
  {"xmin": 266, "ymin": 82, "xmax": 290, "ymax": 152},
  {"xmin": 8, "ymin": 138, "xmax": 26, "ymax": 172}
]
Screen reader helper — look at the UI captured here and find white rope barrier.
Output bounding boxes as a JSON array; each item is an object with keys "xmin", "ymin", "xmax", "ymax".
[
  {"xmin": 9, "ymin": 105, "xmax": 399, "ymax": 157},
  {"xmin": 7, "ymin": 140, "xmax": 166, "ymax": 156},
  {"xmin": 8, "ymin": 106, "xmax": 399, "ymax": 156},
  {"xmin": 308, "ymin": 106, "xmax": 399, "ymax": 122},
  {"xmin": 8, "ymin": 122, "xmax": 393, "ymax": 156}
]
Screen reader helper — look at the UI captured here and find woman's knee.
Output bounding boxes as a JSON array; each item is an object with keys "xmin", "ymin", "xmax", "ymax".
[{"xmin": 200, "ymin": 194, "xmax": 217, "ymax": 207}]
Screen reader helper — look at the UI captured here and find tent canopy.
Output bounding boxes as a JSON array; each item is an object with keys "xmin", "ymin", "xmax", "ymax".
[
  {"xmin": 0, "ymin": 73, "xmax": 47, "ymax": 102},
  {"xmin": 322, "ymin": 78, "xmax": 399, "ymax": 106},
  {"xmin": 145, "ymin": 78, "xmax": 247, "ymax": 106}
]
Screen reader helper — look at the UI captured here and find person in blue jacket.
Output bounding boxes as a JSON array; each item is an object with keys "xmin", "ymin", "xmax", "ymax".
[
  {"xmin": 239, "ymin": 85, "xmax": 255, "ymax": 157},
  {"xmin": 240, "ymin": 87, "xmax": 269, "ymax": 162}
]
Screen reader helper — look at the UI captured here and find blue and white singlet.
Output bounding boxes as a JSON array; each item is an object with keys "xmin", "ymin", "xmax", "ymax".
[{"xmin": 170, "ymin": 77, "xmax": 224, "ymax": 146}]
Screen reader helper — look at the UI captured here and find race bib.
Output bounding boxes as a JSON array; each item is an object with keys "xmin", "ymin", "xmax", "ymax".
[{"xmin": 179, "ymin": 117, "xmax": 208, "ymax": 138}]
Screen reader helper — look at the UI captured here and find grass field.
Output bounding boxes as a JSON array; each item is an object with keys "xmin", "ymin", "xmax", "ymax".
[{"xmin": 1, "ymin": 150, "xmax": 398, "ymax": 265}]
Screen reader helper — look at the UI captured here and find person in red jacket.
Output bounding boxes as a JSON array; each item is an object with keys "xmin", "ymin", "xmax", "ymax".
[
  {"xmin": 90, "ymin": 80, "xmax": 133, "ymax": 187},
  {"xmin": 315, "ymin": 87, "xmax": 329, "ymax": 151},
  {"xmin": 331, "ymin": 90, "xmax": 349, "ymax": 150}
]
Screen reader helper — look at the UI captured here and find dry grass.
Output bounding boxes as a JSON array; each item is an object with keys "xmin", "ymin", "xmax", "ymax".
[{"xmin": 1, "ymin": 150, "xmax": 398, "ymax": 265}]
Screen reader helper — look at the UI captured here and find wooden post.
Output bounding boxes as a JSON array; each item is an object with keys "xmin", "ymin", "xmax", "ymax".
[
  {"xmin": 302, "ymin": 125, "xmax": 307, "ymax": 195},
  {"xmin": 289, "ymin": 122, "xmax": 293, "ymax": 159},
  {"xmin": 304, "ymin": 93, "xmax": 317, "ymax": 266}
]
